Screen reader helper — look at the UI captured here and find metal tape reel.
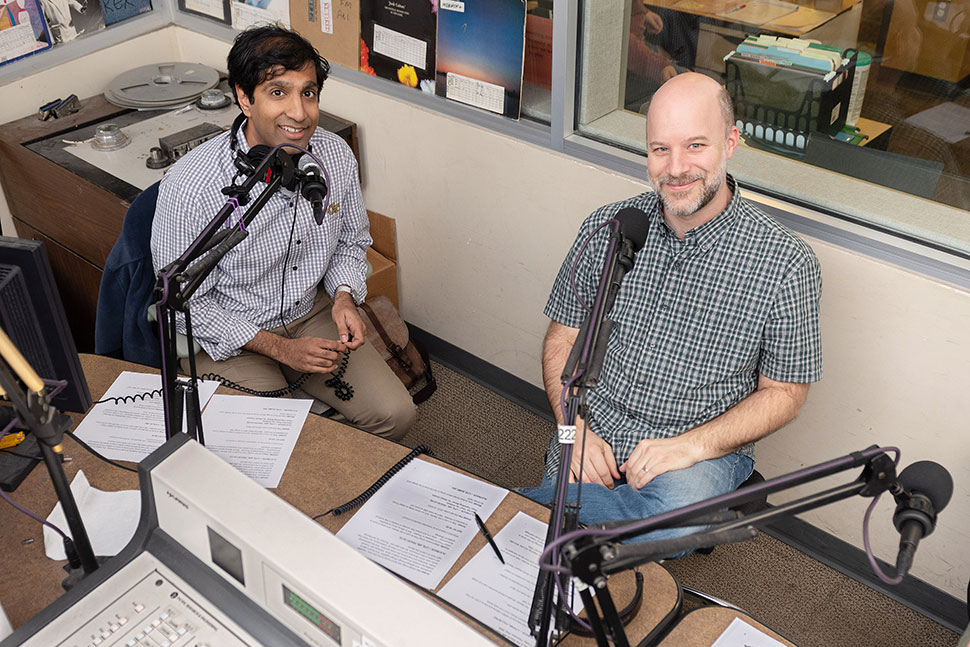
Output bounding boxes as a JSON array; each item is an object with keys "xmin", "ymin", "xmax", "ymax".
[{"xmin": 106, "ymin": 63, "xmax": 221, "ymax": 109}]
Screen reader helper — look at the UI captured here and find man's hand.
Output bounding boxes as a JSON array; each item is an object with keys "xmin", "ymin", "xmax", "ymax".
[
  {"xmin": 244, "ymin": 330, "xmax": 347, "ymax": 374},
  {"xmin": 331, "ymin": 291, "xmax": 366, "ymax": 350},
  {"xmin": 619, "ymin": 434, "xmax": 703, "ymax": 490},
  {"xmin": 661, "ymin": 64, "xmax": 678, "ymax": 82},
  {"xmin": 643, "ymin": 6, "xmax": 664, "ymax": 34},
  {"xmin": 277, "ymin": 337, "xmax": 349, "ymax": 373},
  {"xmin": 570, "ymin": 421, "xmax": 621, "ymax": 488}
]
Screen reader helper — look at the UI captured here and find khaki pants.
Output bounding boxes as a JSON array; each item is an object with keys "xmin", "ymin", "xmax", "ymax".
[{"xmin": 187, "ymin": 292, "xmax": 416, "ymax": 441}]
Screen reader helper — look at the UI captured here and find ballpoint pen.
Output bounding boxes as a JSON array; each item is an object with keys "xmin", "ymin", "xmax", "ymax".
[{"xmin": 474, "ymin": 512, "xmax": 505, "ymax": 564}]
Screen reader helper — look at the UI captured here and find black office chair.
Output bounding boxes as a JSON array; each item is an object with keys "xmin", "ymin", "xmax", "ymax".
[
  {"xmin": 693, "ymin": 469, "xmax": 768, "ymax": 556},
  {"xmin": 677, "ymin": 469, "xmax": 769, "ymax": 613},
  {"xmin": 94, "ymin": 182, "xmax": 163, "ymax": 367}
]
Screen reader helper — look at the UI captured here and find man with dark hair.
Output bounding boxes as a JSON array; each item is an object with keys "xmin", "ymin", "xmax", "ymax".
[
  {"xmin": 522, "ymin": 73, "xmax": 822, "ymax": 544},
  {"xmin": 151, "ymin": 25, "xmax": 416, "ymax": 440}
]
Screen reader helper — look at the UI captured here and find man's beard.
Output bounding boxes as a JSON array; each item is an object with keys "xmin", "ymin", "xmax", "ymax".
[{"xmin": 649, "ymin": 152, "xmax": 728, "ymax": 219}]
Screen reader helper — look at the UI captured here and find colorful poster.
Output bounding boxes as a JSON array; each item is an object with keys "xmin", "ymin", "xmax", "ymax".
[
  {"xmin": 435, "ymin": 0, "xmax": 526, "ymax": 118},
  {"xmin": 0, "ymin": 0, "xmax": 52, "ymax": 66},
  {"xmin": 360, "ymin": 0, "xmax": 436, "ymax": 92}
]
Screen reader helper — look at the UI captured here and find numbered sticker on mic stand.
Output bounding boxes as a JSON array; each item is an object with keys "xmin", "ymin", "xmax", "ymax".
[{"xmin": 557, "ymin": 425, "xmax": 576, "ymax": 444}]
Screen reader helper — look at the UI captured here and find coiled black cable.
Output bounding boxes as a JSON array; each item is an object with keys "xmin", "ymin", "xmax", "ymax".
[
  {"xmin": 313, "ymin": 444, "xmax": 433, "ymax": 519},
  {"xmin": 324, "ymin": 350, "xmax": 353, "ymax": 401},
  {"xmin": 198, "ymin": 372, "xmax": 311, "ymax": 398},
  {"xmin": 93, "ymin": 387, "xmax": 163, "ymax": 406}
]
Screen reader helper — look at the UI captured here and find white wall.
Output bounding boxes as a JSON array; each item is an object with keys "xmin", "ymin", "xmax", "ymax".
[{"xmin": 3, "ymin": 28, "xmax": 968, "ymax": 603}]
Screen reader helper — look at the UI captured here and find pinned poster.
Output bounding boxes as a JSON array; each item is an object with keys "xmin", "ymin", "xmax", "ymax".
[
  {"xmin": 289, "ymin": 0, "xmax": 360, "ymax": 71},
  {"xmin": 360, "ymin": 0, "xmax": 436, "ymax": 92},
  {"xmin": 435, "ymin": 0, "xmax": 527, "ymax": 118}
]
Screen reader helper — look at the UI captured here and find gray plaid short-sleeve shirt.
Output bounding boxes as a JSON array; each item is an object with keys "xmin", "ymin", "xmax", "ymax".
[{"xmin": 543, "ymin": 175, "xmax": 822, "ymax": 477}]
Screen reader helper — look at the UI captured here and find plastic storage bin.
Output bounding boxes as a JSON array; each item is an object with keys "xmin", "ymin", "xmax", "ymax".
[{"xmin": 725, "ymin": 49, "xmax": 859, "ymax": 154}]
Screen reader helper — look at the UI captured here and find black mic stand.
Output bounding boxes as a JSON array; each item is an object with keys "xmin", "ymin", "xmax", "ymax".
[
  {"xmin": 0, "ymin": 330, "xmax": 99, "ymax": 584},
  {"xmin": 555, "ymin": 446, "xmax": 904, "ymax": 647},
  {"xmin": 153, "ymin": 147, "xmax": 298, "ymax": 442},
  {"xmin": 530, "ymin": 219, "xmax": 640, "ymax": 647}
]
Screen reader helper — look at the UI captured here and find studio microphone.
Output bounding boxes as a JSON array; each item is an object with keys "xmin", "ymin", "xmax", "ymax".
[
  {"xmin": 297, "ymin": 155, "xmax": 329, "ymax": 225},
  {"xmin": 892, "ymin": 460, "xmax": 953, "ymax": 577},
  {"xmin": 569, "ymin": 207, "xmax": 649, "ymax": 386},
  {"xmin": 610, "ymin": 207, "xmax": 650, "ymax": 290}
]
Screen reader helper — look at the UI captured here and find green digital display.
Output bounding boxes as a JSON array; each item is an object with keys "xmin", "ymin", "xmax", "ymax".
[{"xmin": 283, "ymin": 584, "xmax": 341, "ymax": 643}]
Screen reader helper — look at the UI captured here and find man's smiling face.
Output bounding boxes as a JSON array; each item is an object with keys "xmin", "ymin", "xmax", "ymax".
[{"xmin": 236, "ymin": 63, "xmax": 319, "ymax": 151}]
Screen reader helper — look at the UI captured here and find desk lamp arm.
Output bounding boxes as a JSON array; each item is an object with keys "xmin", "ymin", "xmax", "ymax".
[{"xmin": 0, "ymin": 328, "xmax": 99, "ymax": 576}]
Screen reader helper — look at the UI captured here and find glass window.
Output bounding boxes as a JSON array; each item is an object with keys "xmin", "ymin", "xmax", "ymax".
[
  {"xmin": 522, "ymin": 0, "xmax": 555, "ymax": 124},
  {"xmin": 576, "ymin": 0, "xmax": 970, "ymax": 213}
]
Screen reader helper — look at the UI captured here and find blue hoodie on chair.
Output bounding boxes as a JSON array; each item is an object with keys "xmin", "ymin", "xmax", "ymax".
[{"xmin": 94, "ymin": 181, "xmax": 162, "ymax": 368}]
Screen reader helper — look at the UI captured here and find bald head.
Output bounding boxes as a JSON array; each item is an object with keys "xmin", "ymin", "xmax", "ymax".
[
  {"xmin": 643, "ymin": 72, "xmax": 740, "ymax": 231},
  {"xmin": 646, "ymin": 73, "xmax": 734, "ymax": 143}
]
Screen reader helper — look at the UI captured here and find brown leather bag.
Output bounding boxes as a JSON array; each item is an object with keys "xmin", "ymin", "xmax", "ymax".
[{"xmin": 357, "ymin": 296, "xmax": 437, "ymax": 404}]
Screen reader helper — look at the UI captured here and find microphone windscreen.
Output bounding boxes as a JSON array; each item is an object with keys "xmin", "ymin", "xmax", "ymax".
[
  {"xmin": 298, "ymin": 153, "xmax": 321, "ymax": 174},
  {"xmin": 615, "ymin": 207, "xmax": 650, "ymax": 252},
  {"xmin": 898, "ymin": 461, "xmax": 954, "ymax": 511}
]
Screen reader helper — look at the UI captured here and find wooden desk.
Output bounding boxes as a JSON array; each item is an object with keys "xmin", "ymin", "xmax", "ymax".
[
  {"xmin": 0, "ymin": 355, "xmax": 681, "ymax": 645},
  {"xmin": 657, "ymin": 606, "xmax": 797, "ymax": 646},
  {"xmin": 854, "ymin": 117, "xmax": 893, "ymax": 149},
  {"xmin": 647, "ymin": 0, "xmax": 863, "ymax": 76}
]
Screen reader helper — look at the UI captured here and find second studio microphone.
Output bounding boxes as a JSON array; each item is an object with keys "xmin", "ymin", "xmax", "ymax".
[
  {"xmin": 893, "ymin": 460, "xmax": 953, "ymax": 577},
  {"xmin": 297, "ymin": 155, "xmax": 329, "ymax": 225}
]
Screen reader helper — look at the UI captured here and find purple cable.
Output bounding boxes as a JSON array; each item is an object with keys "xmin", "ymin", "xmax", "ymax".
[
  {"xmin": 570, "ymin": 220, "xmax": 620, "ymax": 314},
  {"xmin": 0, "ymin": 487, "xmax": 69, "ymax": 540},
  {"xmin": 1, "ymin": 417, "xmax": 19, "ymax": 436},
  {"xmin": 225, "ymin": 196, "xmax": 245, "ymax": 231},
  {"xmin": 862, "ymin": 447, "xmax": 905, "ymax": 585},
  {"xmin": 542, "ymin": 220, "xmax": 622, "ymax": 635}
]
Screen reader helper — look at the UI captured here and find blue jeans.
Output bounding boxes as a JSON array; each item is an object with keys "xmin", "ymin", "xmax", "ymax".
[{"xmin": 519, "ymin": 453, "xmax": 754, "ymax": 551}]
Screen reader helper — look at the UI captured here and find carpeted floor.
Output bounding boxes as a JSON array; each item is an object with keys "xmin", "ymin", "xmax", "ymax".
[{"xmin": 403, "ymin": 361, "xmax": 961, "ymax": 647}]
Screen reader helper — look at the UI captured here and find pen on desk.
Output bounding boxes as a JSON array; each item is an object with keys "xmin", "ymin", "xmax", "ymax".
[
  {"xmin": 474, "ymin": 513, "xmax": 505, "ymax": 564},
  {"xmin": 723, "ymin": 3, "xmax": 747, "ymax": 13}
]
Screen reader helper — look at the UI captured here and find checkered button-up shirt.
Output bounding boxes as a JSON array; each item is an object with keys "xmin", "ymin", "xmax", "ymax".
[
  {"xmin": 543, "ymin": 176, "xmax": 822, "ymax": 477},
  {"xmin": 151, "ymin": 121, "xmax": 370, "ymax": 362}
]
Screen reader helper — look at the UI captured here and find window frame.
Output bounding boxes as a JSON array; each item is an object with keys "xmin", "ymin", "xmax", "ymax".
[{"xmin": 1, "ymin": 0, "xmax": 969, "ymax": 268}]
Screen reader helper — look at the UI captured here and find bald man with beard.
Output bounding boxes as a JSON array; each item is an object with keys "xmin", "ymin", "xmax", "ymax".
[{"xmin": 522, "ymin": 74, "xmax": 823, "ymax": 550}]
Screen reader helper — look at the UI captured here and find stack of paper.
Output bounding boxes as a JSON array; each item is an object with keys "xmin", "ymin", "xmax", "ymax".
[{"xmin": 730, "ymin": 34, "xmax": 843, "ymax": 74}]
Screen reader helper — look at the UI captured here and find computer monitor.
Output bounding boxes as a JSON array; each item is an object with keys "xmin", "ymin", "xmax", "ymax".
[{"xmin": 0, "ymin": 237, "xmax": 91, "ymax": 414}]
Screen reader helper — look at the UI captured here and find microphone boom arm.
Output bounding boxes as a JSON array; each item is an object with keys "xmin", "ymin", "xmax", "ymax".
[{"xmin": 153, "ymin": 147, "xmax": 295, "ymax": 443}]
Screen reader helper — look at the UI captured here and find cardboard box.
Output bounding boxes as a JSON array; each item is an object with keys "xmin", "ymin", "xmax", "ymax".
[{"xmin": 364, "ymin": 210, "xmax": 399, "ymax": 309}]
